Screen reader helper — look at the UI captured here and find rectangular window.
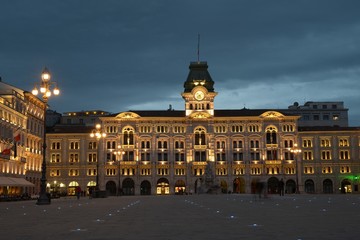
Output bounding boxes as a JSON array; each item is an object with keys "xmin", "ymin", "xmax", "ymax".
[
  {"xmin": 139, "ymin": 126, "xmax": 151, "ymax": 133},
  {"xmin": 87, "ymin": 168, "xmax": 97, "ymax": 176},
  {"xmin": 51, "ymin": 142, "xmax": 61, "ymax": 150},
  {"xmin": 233, "ymin": 168, "xmax": 245, "ymax": 175},
  {"xmin": 216, "ymin": 168, "xmax": 227, "ymax": 176},
  {"xmin": 250, "ymin": 140, "xmax": 260, "ymax": 149},
  {"xmin": 231, "ymin": 125, "xmax": 244, "ymax": 133},
  {"xmin": 140, "ymin": 168, "xmax": 151, "ymax": 176},
  {"xmin": 321, "ymin": 150, "xmax": 331, "ymax": 160},
  {"xmin": 304, "ymin": 167, "xmax": 314, "ymax": 174},
  {"xmin": 340, "ymin": 166, "xmax": 351, "ymax": 173},
  {"xmin": 88, "ymin": 141, "xmax": 97, "ymax": 149},
  {"xmin": 175, "ymin": 168, "xmax": 186, "ymax": 175},
  {"xmin": 339, "ymin": 150, "xmax": 350, "ymax": 160},
  {"xmin": 250, "ymin": 152, "xmax": 260, "ymax": 161},
  {"xmin": 302, "ymin": 139, "xmax": 312, "ymax": 148},
  {"xmin": 302, "ymin": 115, "xmax": 310, "ymax": 121},
  {"xmin": 339, "ymin": 138, "xmax": 349, "ymax": 147},
  {"xmin": 303, "ymin": 151, "xmax": 313, "ymax": 160},
  {"xmin": 88, "ymin": 153, "xmax": 97, "ymax": 162},
  {"xmin": 50, "ymin": 169, "xmax": 61, "ymax": 176},
  {"xmin": 313, "ymin": 115, "xmax": 320, "ymax": 121},
  {"xmin": 233, "ymin": 140, "xmax": 243, "ymax": 149},
  {"xmin": 175, "ymin": 152, "xmax": 185, "ymax": 161},
  {"xmin": 69, "ymin": 153, "xmax": 79, "ymax": 163},
  {"xmin": 69, "ymin": 169, "xmax": 79, "ymax": 176},
  {"xmin": 157, "ymin": 168, "xmax": 169, "ymax": 175},
  {"xmin": 233, "ymin": 152, "xmax": 243, "ymax": 161},
  {"xmin": 50, "ymin": 153, "xmax": 61, "ymax": 163},
  {"xmin": 322, "ymin": 166, "xmax": 332, "ymax": 174},
  {"xmin": 69, "ymin": 141, "xmax": 80, "ymax": 150},
  {"xmin": 141, "ymin": 152, "xmax": 151, "ymax": 161},
  {"xmin": 320, "ymin": 139, "xmax": 331, "ymax": 147},
  {"xmin": 106, "ymin": 168, "xmax": 116, "ymax": 176}
]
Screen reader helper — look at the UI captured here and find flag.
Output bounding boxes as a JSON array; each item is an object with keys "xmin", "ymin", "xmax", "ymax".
[
  {"xmin": 14, "ymin": 133, "xmax": 20, "ymax": 142},
  {"xmin": 1, "ymin": 147, "xmax": 11, "ymax": 155}
]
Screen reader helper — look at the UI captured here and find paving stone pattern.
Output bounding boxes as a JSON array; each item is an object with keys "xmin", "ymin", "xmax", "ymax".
[{"xmin": 0, "ymin": 194, "xmax": 359, "ymax": 240}]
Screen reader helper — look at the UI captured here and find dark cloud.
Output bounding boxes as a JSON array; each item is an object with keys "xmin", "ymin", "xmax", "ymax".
[{"xmin": 1, "ymin": 0, "xmax": 360, "ymax": 125}]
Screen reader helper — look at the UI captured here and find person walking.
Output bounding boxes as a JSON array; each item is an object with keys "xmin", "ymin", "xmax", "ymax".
[{"xmin": 76, "ymin": 186, "xmax": 81, "ymax": 200}]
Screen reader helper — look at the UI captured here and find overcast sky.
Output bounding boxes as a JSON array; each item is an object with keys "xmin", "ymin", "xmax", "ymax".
[{"xmin": 1, "ymin": 0, "xmax": 360, "ymax": 125}]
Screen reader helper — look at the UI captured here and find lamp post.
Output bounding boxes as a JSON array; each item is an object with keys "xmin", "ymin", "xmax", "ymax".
[
  {"xmin": 113, "ymin": 145, "xmax": 125, "ymax": 196},
  {"xmin": 32, "ymin": 67, "xmax": 60, "ymax": 205},
  {"xmin": 90, "ymin": 124, "xmax": 106, "ymax": 191},
  {"xmin": 290, "ymin": 143, "xmax": 302, "ymax": 194}
]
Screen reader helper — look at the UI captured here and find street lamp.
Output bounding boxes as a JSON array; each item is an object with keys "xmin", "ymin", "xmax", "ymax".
[
  {"xmin": 32, "ymin": 67, "xmax": 60, "ymax": 205},
  {"xmin": 90, "ymin": 124, "xmax": 106, "ymax": 190},
  {"xmin": 113, "ymin": 145, "xmax": 125, "ymax": 196},
  {"xmin": 290, "ymin": 143, "xmax": 302, "ymax": 194}
]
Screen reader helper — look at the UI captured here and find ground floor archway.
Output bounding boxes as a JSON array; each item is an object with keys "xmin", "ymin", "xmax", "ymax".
[
  {"xmin": 106, "ymin": 181, "xmax": 116, "ymax": 196},
  {"xmin": 122, "ymin": 178, "xmax": 135, "ymax": 195},
  {"xmin": 140, "ymin": 180, "xmax": 151, "ymax": 195},
  {"xmin": 68, "ymin": 181, "xmax": 79, "ymax": 195},
  {"xmin": 323, "ymin": 179, "xmax": 333, "ymax": 194},
  {"xmin": 174, "ymin": 180, "xmax": 186, "ymax": 194},
  {"xmin": 341, "ymin": 179, "xmax": 352, "ymax": 193},
  {"xmin": 267, "ymin": 177, "xmax": 279, "ymax": 194},
  {"xmin": 285, "ymin": 179, "xmax": 296, "ymax": 194},
  {"xmin": 220, "ymin": 180, "xmax": 228, "ymax": 193},
  {"xmin": 304, "ymin": 179, "xmax": 315, "ymax": 193},
  {"xmin": 233, "ymin": 177, "xmax": 245, "ymax": 193},
  {"xmin": 157, "ymin": 178, "xmax": 170, "ymax": 195}
]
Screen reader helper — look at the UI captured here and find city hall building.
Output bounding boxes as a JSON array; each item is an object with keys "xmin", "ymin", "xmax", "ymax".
[
  {"xmin": 2, "ymin": 62, "xmax": 359, "ymax": 197},
  {"xmin": 45, "ymin": 61, "xmax": 360, "ymax": 196}
]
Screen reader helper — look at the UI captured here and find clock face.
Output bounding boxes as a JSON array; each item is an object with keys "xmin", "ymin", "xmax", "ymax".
[{"xmin": 194, "ymin": 90, "xmax": 204, "ymax": 100}]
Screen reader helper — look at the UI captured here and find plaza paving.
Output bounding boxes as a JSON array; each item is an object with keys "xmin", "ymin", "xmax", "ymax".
[{"xmin": 1, "ymin": 194, "xmax": 360, "ymax": 240}]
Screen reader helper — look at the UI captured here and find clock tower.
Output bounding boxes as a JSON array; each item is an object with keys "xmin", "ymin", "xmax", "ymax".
[{"xmin": 181, "ymin": 61, "xmax": 217, "ymax": 118}]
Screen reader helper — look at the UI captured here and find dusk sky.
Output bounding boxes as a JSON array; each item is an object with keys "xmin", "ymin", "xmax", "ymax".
[{"xmin": 1, "ymin": 0, "xmax": 360, "ymax": 125}]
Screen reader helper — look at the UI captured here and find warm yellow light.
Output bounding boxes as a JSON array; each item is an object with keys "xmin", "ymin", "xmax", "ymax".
[
  {"xmin": 41, "ymin": 67, "xmax": 51, "ymax": 81},
  {"xmin": 96, "ymin": 124, "xmax": 101, "ymax": 129},
  {"xmin": 32, "ymin": 88, "xmax": 38, "ymax": 95},
  {"xmin": 90, "ymin": 133, "xmax": 95, "ymax": 137},
  {"xmin": 45, "ymin": 91, "xmax": 51, "ymax": 97},
  {"xmin": 40, "ymin": 87, "xmax": 46, "ymax": 93},
  {"xmin": 53, "ymin": 88, "xmax": 60, "ymax": 95}
]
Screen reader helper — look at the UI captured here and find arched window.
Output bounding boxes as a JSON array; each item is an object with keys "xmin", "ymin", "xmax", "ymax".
[
  {"xmin": 123, "ymin": 127, "xmax": 134, "ymax": 145},
  {"xmin": 265, "ymin": 126, "xmax": 277, "ymax": 144},
  {"xmin": 194, "ymin": 127, "xmax": 206, "ymax": 145}
]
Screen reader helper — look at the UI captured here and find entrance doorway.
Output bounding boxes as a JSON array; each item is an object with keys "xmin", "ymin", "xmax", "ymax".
[
  {"xmin": 106, "ymin": 181, "xmax": 116, "ymax": 196},
  {"xmin": 341, "ymin": 179, "xmax": 352, "ymax": 193},
  {"xmin": 304, "ymin": 179, "xmax": 315, "ymax": 193},
  {"xmin": 323, "ymin": 179, "xmax": 333, "ymax": 193},
  {"xmin": 157, "ymin": 178, "xmax": 169, "ymax": 195},
  {"xmin": 140, "ymin": 180, "xmax": 151, "ymax": 195},
  {"xmin": 233, "ymin": 177, "xmax": 245, "ymax": 193},
  {"xmin": 122, "ymin": 178, "xmax": 135, "ymax": 195},
  {"xmin": 174, "ymin": 180, "xmax": 186, "ymax": 194}
]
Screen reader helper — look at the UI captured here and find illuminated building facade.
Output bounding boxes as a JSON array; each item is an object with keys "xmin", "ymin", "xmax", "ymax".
[
  {"xmin": 46, "ymin": 62, "xmax": 360, "ymax": 196},
  {"xmin": 0, "ymin": 80, "xmax": 43, "ymax": 197}
]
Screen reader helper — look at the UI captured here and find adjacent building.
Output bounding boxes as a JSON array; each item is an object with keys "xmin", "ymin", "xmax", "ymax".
[{"xmin": 0, "ymin": 79, "xmax": 43, "ymax": 198}]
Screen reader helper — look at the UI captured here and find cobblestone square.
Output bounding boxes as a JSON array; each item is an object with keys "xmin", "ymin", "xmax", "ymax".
[{"xmin": 1, "ymin": 194, "xmax": 360, "ymax": 240}]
